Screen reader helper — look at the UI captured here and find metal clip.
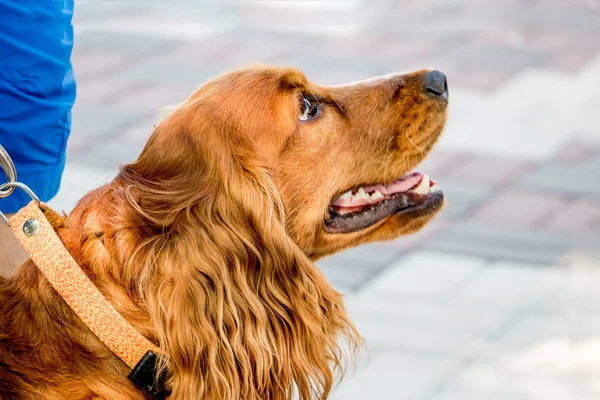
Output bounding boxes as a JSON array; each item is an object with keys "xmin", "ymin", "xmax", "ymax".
[
  {"xmin": 0, "ymin": 145, "xmax": 17, "ymax": 198},
  {"xmin": 0, "ymin": 182, "xmax": 41, "ymax": 225}
]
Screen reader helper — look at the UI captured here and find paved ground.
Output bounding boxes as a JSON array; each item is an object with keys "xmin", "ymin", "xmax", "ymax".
[{"xmin": 41, "ymin": 1, "xmax": 600, "ymax": 399}]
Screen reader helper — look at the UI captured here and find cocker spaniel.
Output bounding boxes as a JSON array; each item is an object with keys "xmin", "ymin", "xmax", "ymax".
[{"xmin": 0, "ymin": 65, "xmax": 448, "ymax": 399}]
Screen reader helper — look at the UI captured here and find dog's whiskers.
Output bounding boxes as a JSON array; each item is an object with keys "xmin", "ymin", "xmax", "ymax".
[{"xmin": 405, "ymin": 131, "xmax": 427, "ymax": 154}]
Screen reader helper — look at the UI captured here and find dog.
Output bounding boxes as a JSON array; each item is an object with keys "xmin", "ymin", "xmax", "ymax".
[{"xmin": 0, "ymin": 65, "xmax": 448, "ymax": 399}]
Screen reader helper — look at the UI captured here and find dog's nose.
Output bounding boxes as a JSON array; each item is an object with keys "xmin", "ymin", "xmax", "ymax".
[{"xmin": 424, "ymin": 70, "xmax": 448, "ymax": 97}]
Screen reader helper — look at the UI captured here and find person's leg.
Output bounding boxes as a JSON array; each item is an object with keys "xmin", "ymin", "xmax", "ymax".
[
  {"xmin": 0, "ymin": 0, "xmax": 76, "ymax": 214},
  {"xmin": 0, "ymin": 215, "xmax": 28, "ymax": 277},
  {"xmin": 0, "ymin": 0, "xmax": 75, "ymax": 275}
]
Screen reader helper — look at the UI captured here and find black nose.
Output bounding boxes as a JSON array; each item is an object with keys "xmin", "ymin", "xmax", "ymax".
[{"xmin": 424, "ymin": 70, "xmax": 448, "ymax": 96}]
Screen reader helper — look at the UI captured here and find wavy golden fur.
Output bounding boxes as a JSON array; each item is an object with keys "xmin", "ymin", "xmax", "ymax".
[{"xmin": 0, "ymin": 65, "xmax": 447, "ymax": 399}]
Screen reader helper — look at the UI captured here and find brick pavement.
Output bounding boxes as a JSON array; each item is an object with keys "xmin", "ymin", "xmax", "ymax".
[{"xmin": 38, "ymin": 1, "xmax": 600, "ymax": 398}]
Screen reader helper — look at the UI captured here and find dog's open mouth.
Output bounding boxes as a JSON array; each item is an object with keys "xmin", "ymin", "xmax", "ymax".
[{"xmin": 325, "ymin": 172, "xmax": 444, "ymax": 234}]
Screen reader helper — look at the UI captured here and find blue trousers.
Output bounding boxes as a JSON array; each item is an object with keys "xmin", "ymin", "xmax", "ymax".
[{"xmin": 0, "ymin": 0, "xmax": 76, "ymax": 213}]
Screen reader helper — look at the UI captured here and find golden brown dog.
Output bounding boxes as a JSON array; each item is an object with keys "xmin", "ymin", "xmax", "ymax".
[{"xmin": 0, "ymin": 65, "xmax": 448, "ymax": 399}]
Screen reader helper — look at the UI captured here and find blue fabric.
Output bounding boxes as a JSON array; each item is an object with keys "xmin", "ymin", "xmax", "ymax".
[{"xmin": 0, "ymin": 0, "xmax": 76, "ymax": 213}]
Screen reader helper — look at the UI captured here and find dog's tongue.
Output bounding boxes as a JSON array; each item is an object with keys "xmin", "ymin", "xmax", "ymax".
[{"xmin": 363, "ymin": 174, "xmax": 423, "ymax": 196}]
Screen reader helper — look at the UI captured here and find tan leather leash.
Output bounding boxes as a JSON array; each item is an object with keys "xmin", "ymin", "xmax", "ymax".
[{"xmin": 0, "ymin": 146, "xmax": 168, "ymax": 399}]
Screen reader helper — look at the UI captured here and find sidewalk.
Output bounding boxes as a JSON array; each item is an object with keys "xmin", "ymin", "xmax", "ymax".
[{"xmin": 50, "ymin": 2, "xmax": 600, "ymax": 398}]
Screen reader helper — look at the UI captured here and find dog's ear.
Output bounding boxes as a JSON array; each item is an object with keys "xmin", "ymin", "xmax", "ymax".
[
  {"xmin": 116, "ymin": 86, "xmax": 361, "ymax": 399},
  {"xmin": 142, "ymin": 161, "xmax": 360, "ymax": 399},
  {"xmin": 121, "ymin": 130, "xmax": 360, "ymax": 399}
]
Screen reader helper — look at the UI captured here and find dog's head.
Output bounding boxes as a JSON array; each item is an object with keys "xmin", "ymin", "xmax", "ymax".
[{"xmin": 134, "ymin": 65, "xmax": 447, "ymax": 259}]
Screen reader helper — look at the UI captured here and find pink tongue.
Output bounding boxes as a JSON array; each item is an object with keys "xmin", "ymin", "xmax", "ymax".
[
  {"xmin": 363, "ymin": 173, "xmax": 423, "ymax": 195},
  {"xmin": 332, "ymin": 173, "xmax": 423, "ymax": 207}
]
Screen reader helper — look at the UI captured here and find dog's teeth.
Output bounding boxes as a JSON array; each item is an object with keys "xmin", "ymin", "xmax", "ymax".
[
  {"xmin": 370, "ymin": 190, "xmax": 385, "ymax": 201},
  {"xmin": 339, "ymin": 191, "xmax": 352, "ymax": 200},
  {"xmin": 430, "ymin": 184, "xmax": 442, "ymax": 193},
  {"xmin": 411, "ymin": 174, "xmax": 430, "ymax": 195},
  {"xmin": 354, "ymin": 187, "xmax": 369, "ymax": 200}
]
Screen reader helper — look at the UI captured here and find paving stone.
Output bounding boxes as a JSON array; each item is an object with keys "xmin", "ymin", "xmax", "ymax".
[
  {"xmin": 361, "ymin": 251, "xmax": 485, "ymax": 299},
  {"xmin": 445, "ymin": 280, "xmax": 600, "ymax": 400},
  {"xmin": 167, "ymin": 38, "xmax": 290, "ymax": 67},
  {"xmin": 531, "ymin": 250, "xmax": 600, "ymax": 317},
  {"xmin": 543, "ymin": 38, "xmax": 600, "ymax": 72},
  {"xmin": 98, "ymin": 82, "xmax": 192, "ymax": 113},
  {"xmin": 141, "ymin": 1, "xmax": 243, "ymax": 23},
  {"xmin": 376, "ymin": 217, "xmax": 450, "ymax": 254},
  {"xmin": 281, "ymin": 54, "xmax": 396, "ymax": 84},
  {"xmin": 72, "ymin": 49, "xmax": 133, "ymax": 81},
  {"xmin": 442, "ymin": 45, "xmax": 543, "ymax": 75},
  {"xmin": 435, "ymin": 179, "xmax": 491, "ymax": 220},
  {"xmin": 432, "ymin": 389, "xmax": 532, "ymax": 400},
  {"xmin": 491, "ymin": 68, "xmax": 575, "ymax": 115},
  {"xmin": 319, "ymin": 35, "xmax": 438, "ymax": 66},
  {"xmin": 236, "ymin": 3, "xmax": 362, "ymax": 36},
  {"xmin": 475, "ymin": 3, "xmax": 600, "ymax": 35},
  {"xmin": 319, "ymin": 264, "xmax": 372, "ymax": 294},
  {"xmin": 482, "ymin": 311, "xmax": 600, "ymax": 362},
  {"xmin": 441, "ymin": 359, "xmax": 598, "ymax": 400},
  {"xmin": 114, "ymin": 56, "xmax": 222, "ymax": 89},
  {"xmin": 578, "ymin": 153, "xmax": 600, "ymax": 173},
  {"xmin": 304, "ymin": 69, "xmax": 376, "ymax": 87},
  {"xmin": 416, "ymin": 149, "xmax": 465, "ymax": 179},
  {"xmin": 446, "ymin": 154, "xmax": 533, "ymax": 187},
  {"xmin": 516, "ymin": 164, "xmax": 600, "ymax": 197},
  {"xmin": 423, "ymin": 222, "xmax": 600, "ymax": 265},
  {"xmin": 346, "ymin": 292, "xmax": 510, "ymax": 335},
  {"xmin": 97, "ymin": 3, "xmax": 241, "ymax": 34},
  {"xmin": 70, "ymin": 103, "xmax": 138, "ymax": 143},
  {"xmin": 74, "ymin": 2, "xmax": 152, "ymax": 24},
  {"xmin": 331, "ymin": 352, "xmax": 458, "ymax": 400},
  {"xmin": 316, "ymin": 243, "xmax": 408, "ymax": 291},
  {"xmin": 584, "ymin": 93, "xmax": 600, "ymax": 121},
  {"xmin": 67, "ymin": 136, "xmax": 144, "ymax": 170},
  {"xmin": 437, "ymin": 103, "xmax": 576, "ymax": 161},
  {"xmin": 446, "ymin": 67, "xmax": 516, "ymax": 91},
  {"xmin": 537, "ymin": 280, "xmax": 600, "ymax": 319},
  {"xmin": 74, "ymin": 30, "xmax": 178, "ymax": 56},
  {"xmin": 71, "ymin": 0, "xmax": 600, "ymax": 94},
  {"xmin": 469, "ymin": 314, "xmax": 600, "ymax": 400},
  {"xmin": 517, "ymin": 102, "xmax": 582, "ymax": 158},
  {"xmin": 429, "ymin": 44, "xmax": 542, "ymax": 90},
  {"xmin": 320, "ymin": 242, "xmax": 408, "ymax": 270},
  {"xmin": 451, "ymin": 261, "xmax": 564, "ymax": 311},
  {"xmin": 542, "ymin": 197, "xmax": 600, "ymax": 233},
  {"xmin": 319, "ymin": 221, "xmax": 448, "ymax": 291},
  {"xmin": 514, "ymin": 29, "xmax": 600, "ymax": 72},
  {"xmin": 74, "ymin": 78, "xmax": 125, "ymax": 107},
  {"xmin": 350, "ymin": 312, "xmax": 486, "ymax": 358},
  {"xmin": 49, "ymin": 163, "xmax": 118, "ymax": 213},
  {"xmin": 470, "ymin": 189, "xmax": 566, "ymax": 229},
  {"xmin": 73, "ymin": 31, "xmax": 180, "ymax": 80},
  {"xmin": 118, "ymin": 118, "xmax": 157, "ymax": 145},
  {"xmin": 68, "ymin": 116, "xmax": 151, "ymax": 168},
  {"xmin": 553, "ymin": 138, "xmax": 600, "ymax": 163}
]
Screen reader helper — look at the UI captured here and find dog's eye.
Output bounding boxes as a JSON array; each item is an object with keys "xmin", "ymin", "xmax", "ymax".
[{"xmin": 299, "ymin": 97, "xmax": 319, "ymax": 121}]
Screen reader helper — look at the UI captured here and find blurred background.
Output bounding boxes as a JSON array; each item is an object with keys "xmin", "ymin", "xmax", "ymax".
[{"xmin": 51, "ymin": 1, "xmax": 600, "ymax": 399}]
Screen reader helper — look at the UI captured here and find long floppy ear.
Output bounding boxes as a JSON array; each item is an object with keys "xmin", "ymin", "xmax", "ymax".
[{"xmin": 118, "ymin": 101, "xmax": 361, "ymax": 400}]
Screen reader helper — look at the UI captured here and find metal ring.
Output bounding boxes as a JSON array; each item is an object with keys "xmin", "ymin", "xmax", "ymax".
[
  {"xmin": 0, "ymin": 145, "xmax": 17, "ymax": 198},
  {"xmin": 0, "ymin": 182, "xmax": 41, "ymax": 225}
]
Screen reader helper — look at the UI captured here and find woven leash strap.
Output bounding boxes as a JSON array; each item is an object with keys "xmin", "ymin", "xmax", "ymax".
[{"xmin": 9, "ymin": 202, "xmax": 161, "ymax": 369}]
